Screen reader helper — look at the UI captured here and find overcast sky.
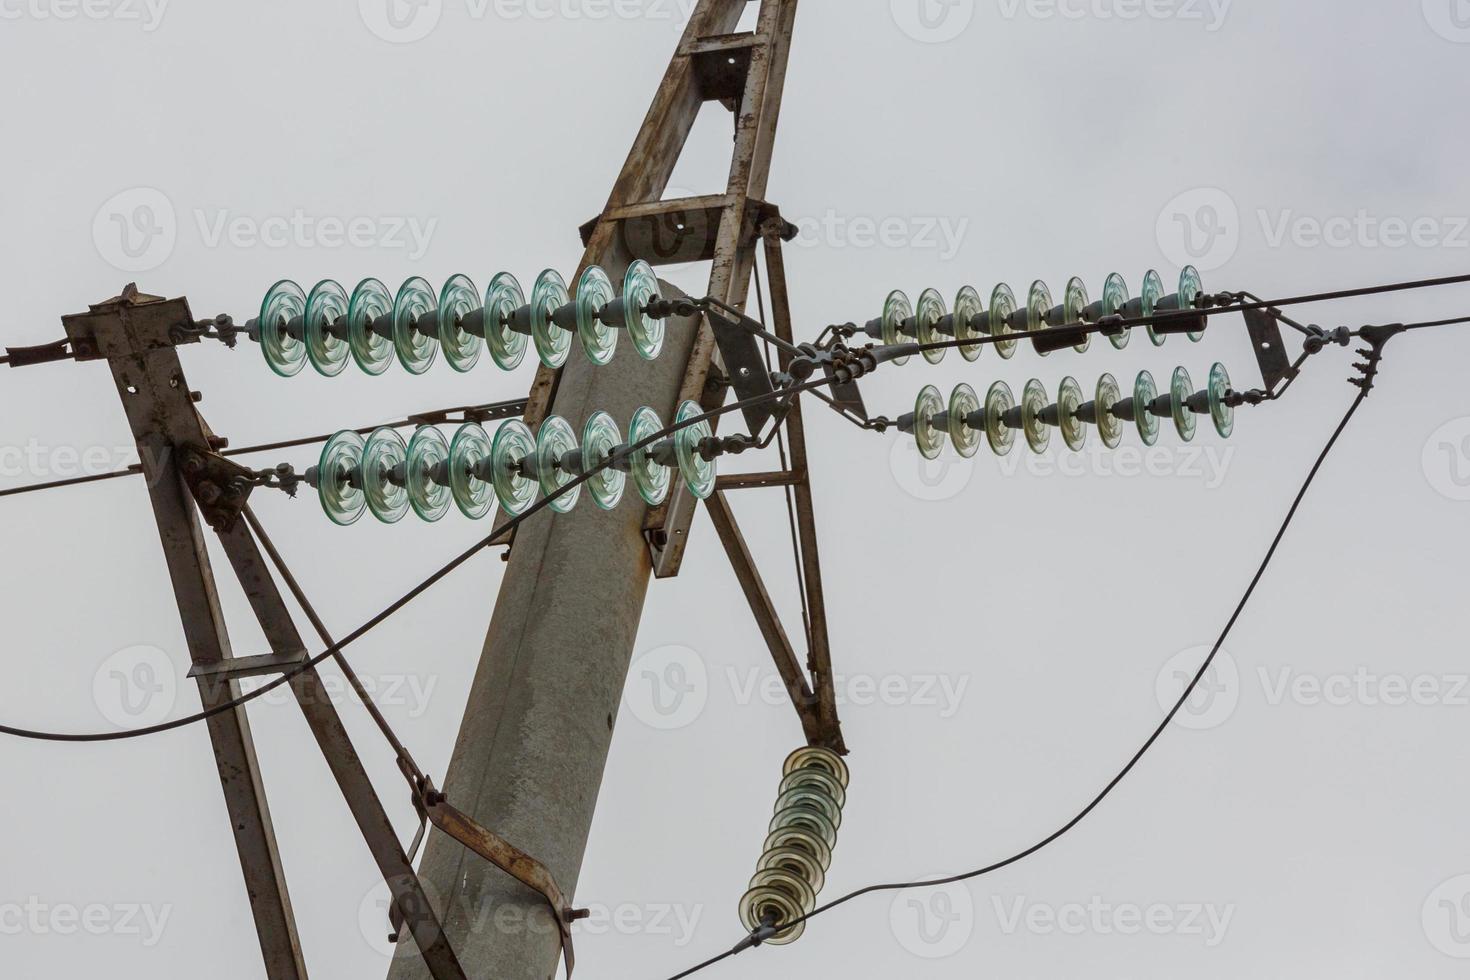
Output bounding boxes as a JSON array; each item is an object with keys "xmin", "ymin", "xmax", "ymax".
[{"xmin": 3, "ymin": 1, "xmax": 1470, "ymax": 978}]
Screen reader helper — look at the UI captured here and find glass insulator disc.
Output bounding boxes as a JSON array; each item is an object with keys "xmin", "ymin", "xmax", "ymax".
[
  {"xmin": 448, "ymin": 423, "xmax": 495, "ymax": 521},
  {"xmin": 990, "ymin": 283, "xmax": 1019, "ymax": 359},
  {"xmin": 773, "ymin": 785, "xmax": 842, "ymax": 831},
  {"xmin": 490, "ymin": 420, "xmax": 539, "ymax": 516},
  {"xmin": 912, "ymin": 385, "xmax": 946, "ymax": 461},
  {"xmin": 348, "ymin": 278, "xmax": 395, "ymax": 376},
  {"xmin": 406, "ymin": 427, "xmax": 452, "ymax": 522},
  {"xmin": 438, "ymin": 274, "xmax": 483, "ymax": 373},
  {"xmin": 1209, "ymin": 362, "xmax": 1234, "ymax": 439},
  {"xmin": 582, "ymin": 411, "xmax": 626, "ymax": 511},
  {"xmin": 1134, "ymin": 371, "xmax": 1161, "ymax": 446},
  {"xmin": 1058, "ymin": 376, "xmax": 1088, "ymax": 451},
  {"xmin": 778, "ymin": 766, "xmax": 847, "ymax": 810},
  {"xmin": 1141, "ymin": 270, "xmax": 1166, "ymax": 347},
  {"xmin": 628, "ymin": 406, "xmax": 672, "ymax": 506},
  {"xmin": 953, "ymin": 285, "xmax": 985, "ymax": 362},
  {"xmin": 536, "ymin": 415, "xmax": 581, "ymax": 514},
  {"xmin": 317, "ymin": 430, "xmax": 366, "ymax": 526},
  {"xmin": 1172, "ymin": 366, "xmax": 1197, "ymax": 442},
  {"xmin": 304, "ymin": 279, "xmax": 350, "ymax": 377},
  {"xmin": 764, "ymin": 824, "xmax": 833, "ymax": 873},
  {"xmin": 1022, "ymin": 378, "xmax": 1050, "ymax": 454},
  {"xmin": 1062, "ymin": 276, "xmax": 1091, "ymax": 353},
  {"xmin": 361, "ymin": 427, "xmax": 410, "ymax": 524},
  {"xmin": 948, "ymin": 383, "xmax": 982, "ymax": 459},
  {"xmin": 769, "ymin": 798, "xmax": 839, "ymax": 851},
  {"xmin": 985, "ymin": 381, "xmax": 1016, "ymax": 456},
  {"xmin": 881, "ymin": 290, "xmax": 913, "ymax": 366},
  {"xmin": 739, "ymin": 873, "xmax": 813, "ymax": 945},
  {"xmin": 756, "ymin": 845, "xmax": 826, "ymax": 898},
  {"xmin": 575, "ymin": 265, "xmax": 617, "ymax": 366},
  {"xmin": 623, "ymin": 260, "xmax": 665, "ymax": 361},
  {"xmin": 530, "ymin": 269, "xmax": 572, "ymax": 369},
  {"xmin": 1180, "ymin": 265, "xmax": 1206, "ymax": 341},
  {"xmin": 484, "ymin": 272, "xmax": 529, "ymax": 371},
  {"xmin": 1095, "ymin": 373, "xmax": 1124, "ymax": 449},
  {"xmin": 1027, "ymin": 280, "xmax": 1053, "ymax": 357},
  {"xmin": 392, "ymin": 276, "xmax": 438, "ymax": 375},
  {"xmin": 782, "ymin": 745, "xmax": 851, "ymax": 788},
  {"xmin": 258, "ymin": 279, "xmax": 307, "ymax": 378},
  {"xmin": 674, "ymin": 400, "xmax": 716, "ymax": 500},
  {"xmin": 1102, "ymin": 272, "xmax": 1131, "ymax": 350},
  {"xmin": 915, "ymin": 288, "xmax": 947, "ymax": 365}
]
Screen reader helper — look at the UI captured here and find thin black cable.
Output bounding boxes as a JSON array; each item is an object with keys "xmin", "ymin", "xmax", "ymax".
[
  {"xmin": 1398, "ymin": 315, "xmax": 1470, "ymax": 332},
  {"xmin": 753, "ymin": 252, "xmax": 814, "ymax": 643},
  {"xmin": 883, "ymin": 271, "xmax": 1470, "ymax": 358},
  {"xmin": 0, "ymin": 400, "xmax": 528, "ymax": 501},
  {"xmin": 665, "ymin": 378, "xmax": 1373, "ymax": 979},
  {"xmin": 0, "ymin": 378, "xmax": 832, "ymax": 743}
]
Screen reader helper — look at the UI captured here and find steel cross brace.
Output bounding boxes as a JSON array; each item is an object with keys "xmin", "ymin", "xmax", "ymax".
[
  {"xmin": 703, "ymin": 225, "xmax": 846, "ymax": 754},
  {"xmin": 60, "ymin": 286, "xmax": 580, "ymax": 979}
]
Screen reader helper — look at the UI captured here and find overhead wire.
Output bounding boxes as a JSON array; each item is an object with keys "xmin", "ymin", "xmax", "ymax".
[{"xmin": 664, "ymin": 341, "xmax": 1387, "ymax": 979}]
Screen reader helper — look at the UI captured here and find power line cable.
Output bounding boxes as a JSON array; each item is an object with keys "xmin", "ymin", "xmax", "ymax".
[
  {"xmin": 665, "ymin": 349, "xmax": 1381, "ymax": 980},
  {"xmin": 0, "ymin": 378, "xmax": 831, "ymax": 743}
]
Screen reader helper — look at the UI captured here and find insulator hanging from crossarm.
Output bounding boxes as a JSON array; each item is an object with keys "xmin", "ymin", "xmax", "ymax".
[{"xmin": 738, "ymin": 746, "xmax": 850, "ymax": 946}]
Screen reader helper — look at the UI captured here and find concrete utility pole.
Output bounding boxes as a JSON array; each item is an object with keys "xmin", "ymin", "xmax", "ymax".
[{"xmin": 390, "ymin": 1, "xmax": 802, "ymax": 976}]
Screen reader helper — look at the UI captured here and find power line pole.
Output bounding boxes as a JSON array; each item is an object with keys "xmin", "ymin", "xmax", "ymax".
[{"xmin": 389, "ymin": 2, "xmax": 808, "ymax": 976}]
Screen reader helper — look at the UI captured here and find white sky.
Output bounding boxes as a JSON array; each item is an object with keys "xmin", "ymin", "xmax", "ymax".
[{"xmin": 3, "ymin": 1, "xmax": 1470, "ymax": 978}]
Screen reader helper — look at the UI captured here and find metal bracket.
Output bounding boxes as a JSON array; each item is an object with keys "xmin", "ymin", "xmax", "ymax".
[
  {"xmin": 413, "ymin": 781, "xmax": 586, "ymax": 977},
  {"xmin": 179, "ymin": 447, "xmax": 257, "ymax": 533},
  {"xmin": 702, "ymin": 296, "xmax": 778, "ymax": 432},
  {"xmin": 1243, "ymin": 307, "xmax": 1297, "ymax": 392}
]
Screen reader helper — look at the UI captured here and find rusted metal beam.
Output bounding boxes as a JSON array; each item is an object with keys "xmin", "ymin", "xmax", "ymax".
[
  {"xmin": 64, "ymin": 289, "xmax": 308, "ymax": 980},
  {"xmin": 704, "ymin": 491, "xmax": 821, "ymax": 744},
  {"xmin": 68, "ymin": 287, "xmax": 468, "ymax": 979},
  {"xmin": 760, "ymin": 223, "xmax": 845, "ymax": 752},
  {"xmin": 714, "ymin": 469, "xmax": 806, "ymax": 491},
  {"xmin": 648, "ymin": 0, "xmax": 800, "ymax": 579}
]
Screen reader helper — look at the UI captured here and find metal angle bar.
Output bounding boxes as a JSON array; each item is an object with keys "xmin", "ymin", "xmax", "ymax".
[
  {"xmin": 218, "ymin": 517, "xmax": 468, "ymax": 978},
  {"xmin": 63, "ymin": 289, "xmax": 308, "ymax": 980},
  {"xmin": 759, "ymin": 225, "xmax": 845, "ymax": 752},
  {"xmin": 647, "ymin": 0, "xmax": 800, "ymax": 579},
  {"xmin": 489, "ymin": 0, "xmax": 758, "ymax": 555},
  {"xmin": 704, "ymin": 491, "xmax": 821, "ymax": 743},
  {"xmin": 714, "ymin": 469, "xmax": 806, "ymax": 491}
]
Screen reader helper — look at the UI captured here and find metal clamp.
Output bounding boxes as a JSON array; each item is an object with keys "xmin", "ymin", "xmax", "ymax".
[{"xmin": 411, "ymin": 778, "xmax": 587, "ymax": 977}]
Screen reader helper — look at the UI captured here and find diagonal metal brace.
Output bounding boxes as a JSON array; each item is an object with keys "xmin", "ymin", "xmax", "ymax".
[{"xmin": 413, "ymin": 780, "xmax": 587, "ymax": 976}]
